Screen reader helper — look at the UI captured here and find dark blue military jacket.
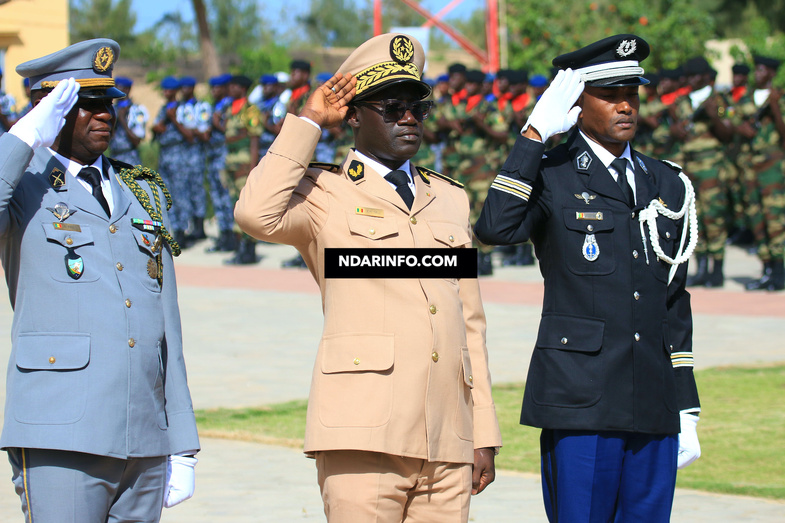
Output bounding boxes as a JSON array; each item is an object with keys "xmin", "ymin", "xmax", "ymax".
[{"xmin": 475, "ymin": 130, "xmax": 700, "ymax": 434}]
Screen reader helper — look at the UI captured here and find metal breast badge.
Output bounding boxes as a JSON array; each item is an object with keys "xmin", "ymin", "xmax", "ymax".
[
  {"xmin": 47, "ymin": 202, "xmax": 77, "ymax": 222},
  {"xmin": 582, "ymin": 234, "xmax": 600, "ymax": 262}
]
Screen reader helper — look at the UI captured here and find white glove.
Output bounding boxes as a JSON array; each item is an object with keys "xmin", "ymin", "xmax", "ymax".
[
  {"xmin": 163, "ymin": 454, "xmax": 198, "ymax": 508},
  {"xmin": 9, "ymin": 77, "xmax": 80, "ymax": 149},
  {"xmin": 677, "ymin": 412, "xmax": 701, "ymax": 469},
  {"xmin": 522, "ymin": 68, "xmax": 584, "ymax": 142}
]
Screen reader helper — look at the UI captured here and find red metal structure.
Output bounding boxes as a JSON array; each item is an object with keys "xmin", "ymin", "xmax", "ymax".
[{"xmin": 373, "ymin": 0, "xmax": 500, "ymax": 72}]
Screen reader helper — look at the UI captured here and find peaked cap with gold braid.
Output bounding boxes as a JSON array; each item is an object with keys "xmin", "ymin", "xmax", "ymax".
[
  {"xmin": 337, "ymin": 33, "xmax": 431, "ymax": 101},
  {"xmin": 16, "ymin": 38, "xmax": 125, "ymax": 99}
]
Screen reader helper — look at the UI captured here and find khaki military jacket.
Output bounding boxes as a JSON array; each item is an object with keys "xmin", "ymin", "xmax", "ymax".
[{"xmin": 235, "ymin": 114, "xmax": 501, "ymax": 464}]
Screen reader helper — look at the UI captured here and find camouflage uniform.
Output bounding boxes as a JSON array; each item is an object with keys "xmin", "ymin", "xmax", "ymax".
[
  {"xmin": 109, "ymin": 100, "xmax": 148, "ymax": 166},
  {"xmin": 734, "ymin": 90, "xmax": 785, "ymax": 269},
  {"xmin": 223, "ymin": 99, "xmax": 262, "ymax": 229},
  {"xmin": 636, "ymin": 96, "xmax": 670, "ymax": 158},
  {"xmin": 153, "ymin": 102, "xmax": 189, "ymax": 232},
  {"xmin": 205, "ymin": 96, "xmax": 235, "ymax": 233},
  {"xmin": 671, "ymin": 90, "xmax": 733, "ymax": 263}
]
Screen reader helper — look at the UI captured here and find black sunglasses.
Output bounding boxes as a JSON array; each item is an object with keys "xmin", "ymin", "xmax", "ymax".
[{"xmin": 353, "ymin": 99, "xmax": 434, "ymax": 122}]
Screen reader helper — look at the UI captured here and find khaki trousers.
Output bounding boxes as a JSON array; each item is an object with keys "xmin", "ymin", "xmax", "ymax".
[{"xmin": 316, "ymin": 450, "xmax": 472, "ymax": 523}]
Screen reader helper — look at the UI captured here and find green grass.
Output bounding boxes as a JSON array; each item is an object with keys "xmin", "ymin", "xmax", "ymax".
[{"xmin": 195, "ymin": 365, "xmax": 785, "ymax": 500}]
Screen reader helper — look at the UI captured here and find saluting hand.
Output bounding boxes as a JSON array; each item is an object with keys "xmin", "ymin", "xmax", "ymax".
[{"xmin": 299, "ymin": 73, "xmax": 357, "ymax": 129}]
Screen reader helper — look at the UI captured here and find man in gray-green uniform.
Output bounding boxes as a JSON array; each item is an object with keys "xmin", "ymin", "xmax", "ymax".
[
  {"xmin": 670, "ymin": 57, "xmax": 734, "ymax": 287},
  {"xmin": 733, "ymin": 55, "xmax": 785, "ymax": 291}
]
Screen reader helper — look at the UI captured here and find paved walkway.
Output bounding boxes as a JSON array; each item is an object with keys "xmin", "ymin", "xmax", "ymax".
[{"xmin": 0, "ymin": 232, "xmax": 783, "ymax": 521}]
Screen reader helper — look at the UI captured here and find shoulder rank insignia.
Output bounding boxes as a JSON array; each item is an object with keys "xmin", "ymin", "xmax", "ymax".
[
  {"xmin": 662, "ymin": 159, "xmax": 683, "ymax": 173},
  {"xmin": 308, "ymin": 162, "xmax": 341, "ymax": 173},
  {"xmin": 576, "ymin": 151, "xmax": 592, "ymax": 171},
  {"xmin": 49, "ymin": 167, "xmax": 66, "ymax": 189},
  {"xmin": 347, "ymin": 160, "xmax": 364, "ymax": 181},
  {"xmin": 418, "ymin": 166, "xmax": 463, "ymax": 188},
  {"xmin": 574, "ymin": 191, "xmax": 596, "ymax": 204}
]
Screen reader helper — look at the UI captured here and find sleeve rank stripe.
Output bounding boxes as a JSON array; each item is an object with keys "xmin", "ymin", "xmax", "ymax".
[
  {"xmin": 490, "ymin": 183, "xmax": 530, "ymax": 201},
  {"xmin": 670, "ymin": 352, "xmax": 694, "ymax": 367},
  {"xmin": 495, "ymin": 175, "xmax": 532, "ymax": 193}
]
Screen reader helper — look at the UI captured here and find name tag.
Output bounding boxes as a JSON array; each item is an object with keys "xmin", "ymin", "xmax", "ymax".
[
  {"xmin": 53, "ymin": 222, "xmax": 82, "ymax": 232},
  {"xmin": 356, "ymin": 207, "xmax": 384, "ymax": 218},
  {"xmin": 576, "ymin": 211, "xmax": 603, "ymax": 221}
]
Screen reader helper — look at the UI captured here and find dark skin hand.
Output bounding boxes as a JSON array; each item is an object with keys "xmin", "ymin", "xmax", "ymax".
[
  {"xmin": 472, "ymin": 447, "xmax": 496, "ymax": 495},
  {"xmin": 299, "ymin": 73, "xmax": 357, "ymax": 128}
]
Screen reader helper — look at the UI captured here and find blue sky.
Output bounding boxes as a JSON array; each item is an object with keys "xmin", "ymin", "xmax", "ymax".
[{"xmin": 129, "ymin": 0, "xmax": 478, "ymax": 33}]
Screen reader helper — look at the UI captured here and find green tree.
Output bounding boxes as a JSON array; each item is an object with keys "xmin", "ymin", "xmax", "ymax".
[
  {"xmin": 69, "ymin": 0, "xmax": 137, "ymax": 48},
  {"xmin": 296, "ymin": 0, "xmax": 373, "ymax": 47}
]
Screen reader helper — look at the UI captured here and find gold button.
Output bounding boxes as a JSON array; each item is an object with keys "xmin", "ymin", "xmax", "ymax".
[
  {"xmin": 631, "ymin": 212, "xmax": 636, "ymax": 219},
  {"xmin": 634, "ymin": 291, "xmax": 640, "ymax": 300},
  {"xmin": 429, "ymin": 305, "xmax": 437, "ymax": 314},
  {"xmin": 353, "ymin": 358, "xmax": 360, "ymax": 365},
  {"xmin": 634, "ymin": 333, "xmax": 641, "ymax": 342},
  {"xmin": 561, "ymin": 337, "xmax": 568, "ymax": 345},
  {"xmin": 587, "ymin": 224, "xmax": 594, "ymax": 232},
  {"xmin": 449, "ymin": 235, "xmax": 455, "ymax": 242},
  {"xmin": 125, "ymin": 299, "xmax": 132, "ymax": 308},
  {"xmin": 468, "ymin": 375, "xmax": 473, "ymax": 382},
  {"xmin": 669, "ymin": 344, "xmax": 674, "ymax": 351},
  {"xmin": 431, "ymin": 352, "xmax": 439, "ymax": 362},
  {"xmin": 65, "ymin": 237, "xmax": 73, "ymax": 245},
  {"xmin": 369, "ymin": 228, "xmax": 375, "ymax": 235},
  {"xmin": 128, "ymin": 338, "xmax": 135, "ymax": 347},
  {"xmin": 666, "ymin": 231, "xmax": 671, "ymax": 238},
  {"xmin": 410, "ymin": 216, "xmax": 417, "ymax": 225},
  {"xmin": 116, "ymin": 262, "xmax": 123, "ymax": 271},
  {"xmin": 48, "ymin": 356, "xmax": 56, "ymax": 364},
  {"xmin": 109, "ymin": 224, "xmax": 117, "ymax": 233}
]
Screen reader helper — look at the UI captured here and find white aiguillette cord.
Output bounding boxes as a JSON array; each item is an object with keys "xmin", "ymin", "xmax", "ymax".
[{"xmin": 637, "ymin": 165, "xmax": 699, "ymax": 285}]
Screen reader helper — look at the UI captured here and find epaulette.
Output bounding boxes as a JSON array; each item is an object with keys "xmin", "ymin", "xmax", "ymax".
[
  {"xmin": 416, "ymin": 166, "xmax": 464, "ymax": 188},
  {"xmin": 309, "ymin": 162, "xmax": 341, "ymax": 173},
  {"xmin": 661, "ymin": 159, "xmax": 684, "ymax": 173},
  {"xmin": 108, "ymin": 157, "xmax": 135, "ymax": 173}
]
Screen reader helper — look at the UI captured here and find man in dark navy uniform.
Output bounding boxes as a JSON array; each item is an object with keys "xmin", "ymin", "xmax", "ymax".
[{"xmin": 475, "ymin": 34, "xmax": 701, "ymax": 522}]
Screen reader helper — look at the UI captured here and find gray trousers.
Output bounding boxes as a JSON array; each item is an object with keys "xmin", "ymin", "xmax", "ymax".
[{"xmin": 7, "ymin": 447, "xmax": 167, "ymax": 523}]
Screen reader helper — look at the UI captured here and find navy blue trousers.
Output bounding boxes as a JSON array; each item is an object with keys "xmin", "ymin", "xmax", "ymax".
[{"xmin": 540, "ymin": 429, "xmax": 678, "ymax": 523}]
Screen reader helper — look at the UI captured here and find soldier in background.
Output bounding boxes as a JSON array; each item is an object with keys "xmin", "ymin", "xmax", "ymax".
[
  {"xmin": 152, "ymin": 76, "xmax": 192, "ymax": 246},
  {"xmin": 223, "ymin": 75, "xmax": 262, "ymax": 265},
  {"xmin": 108, "ymin": 76, "xmax": 148, "ymax": 165},
  {"xmin": 16, "ymin": 78, "xmax": 33, "ymax": 118},
  {"xmin": 447, "ymin": 62, "xmax": 468, "ymax": 105},
  {"xmin": 0, "ymin": 67, "xmax": 16, "ymax": 135},
  {"xmin": 178, "ymin": 77, "xmax": 210, "ymax": 242},
  {"xmin": 670, "ymin": 57, "xmax": 734, "ymax": 288},
  {"xmin": 734, "ymin": 56, "xmax": 785, "ymax": 291},
  {"xmin": 204, "ymin": 73, "xmax": 237, "ymax": 253},
  {"xmin": 731, "ymin": 63, "xmax": 750, "ymax": 103}
]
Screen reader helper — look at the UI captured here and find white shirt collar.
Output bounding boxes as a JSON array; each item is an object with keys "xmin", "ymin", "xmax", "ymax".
[
  {"xmin": 353, "ymin": 150, "xmax": 416, "ymax": 196},
  {"xmin": 47, "ymin": 149, "xmax": 105, "ymax": 180},
  {"xmin": 579, "ymin": 129, "xmax": 633, "ymax": 172}
]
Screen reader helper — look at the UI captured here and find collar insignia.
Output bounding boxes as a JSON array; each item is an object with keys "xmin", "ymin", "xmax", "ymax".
[
  {"xmin": 577, "ymin": 151, "xmax": 592, "ymax": 171},
  {"xmin": 636, "ymin": 156, "xmax": 649, "ymax": 174},
  {"xmin": 347, "ymin": 160, "xmax": 364, "ymax": 181},
  {"xmin": 575, "ymin": 191, "xmax": 596, "ymax": 205},
  {"xmin": 49, "ymin": 167, "xmax": 66, "ymax": 188},
  {"xmin": 616, "ymin": 40, "xmax": 637, "ymax": 58}
]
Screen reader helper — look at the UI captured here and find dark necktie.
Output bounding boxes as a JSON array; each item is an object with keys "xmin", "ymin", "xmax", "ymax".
[
  {"xmin": 384, "ymin": 169, "xmax": 414, "ymax": 210},
  {"xmin": 78, "ymin": 166, "xmax": 111, "ymax": 216},
  {"xmin": 611, "ymin": 158, "xmax": 635, "ymax": 207}
]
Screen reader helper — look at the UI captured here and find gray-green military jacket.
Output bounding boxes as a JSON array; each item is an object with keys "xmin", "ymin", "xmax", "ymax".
[{"xmin": 0, "ymin": 132, "xmax": 199, "ymax": 459}]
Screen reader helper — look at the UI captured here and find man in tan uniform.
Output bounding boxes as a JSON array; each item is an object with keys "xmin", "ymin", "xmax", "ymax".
[{"xmin": 235, "ymin": 33, "xmax": 501, "ymax": 522}]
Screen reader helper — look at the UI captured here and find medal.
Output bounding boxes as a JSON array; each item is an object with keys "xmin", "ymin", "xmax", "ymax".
[
  {"xmin": 147, "ymin": 258, "xmax": 158, "ymax": 279},
  {"xmin": 65, "ymin": 251, "xmax": 84, "ymax": 279},
  {"xmin": 582, "ymin": 234, "xmax": 600, "ymax": 262}
]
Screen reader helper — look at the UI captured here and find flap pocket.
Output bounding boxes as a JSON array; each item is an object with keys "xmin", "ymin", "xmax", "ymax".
[
  {"xmin": 133, "ymin": 231, "xmax": 158, "ymax": 256},
  {"xmin": 536, "ymin": 314, "xmax": 605, "ymax": 353},
  {"xmin": 563, "ymin": 208, "xmax": 615, "ymax": 234},
  {"xmin": 346, "ymin": 213, "xmax": 398, "ymax": 240},
  {"xmin": 16, "ymin": 333, "xmax": 91, "ymax": 370},
  {"xmin": 321, "ymin": 333, "xmax": 394, "ymax": 374},
  {"xmin": 42, "ymin": 223, "xmax": 95, "ymax": 248},
  {"xmin": 429, "ymin": 221, "xmax": 472, "ymax": 248}
]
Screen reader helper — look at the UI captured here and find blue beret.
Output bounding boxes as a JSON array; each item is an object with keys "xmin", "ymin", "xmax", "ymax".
[
  {"xmin": 23, "ymin": 77, "xmax": 30, "ymax": 87},
  {"xmin": 16, "ymin": 38, "xmax": 125, "ymax": 99},
  {"xmin": 529, "ymin": 75, "xmax": 548, "ymax": 88},
  {"xmin": 209, "ymin": 74, "xmax": 229, "ymax": 86},
  {"xmin": 160, "ymin": 76, "xmax": 180, "ymax": 90},
  {"xmin": 316, "ymin": 72, "xmax": 332, "ymax": 84},
  {"xmin": 180, "ymin": 76, "xmax": 196, "ymax": 87},
  {"xmin": 259, "ymin": 74, "xmax": 278, "ymax": 85},
  {"xmin": 437, "ymin": 74, "xmax": 449, "ymax": 83},
  {"xmin": 115, "ymin": 76, "xmax": 133, "ymax": 87}
]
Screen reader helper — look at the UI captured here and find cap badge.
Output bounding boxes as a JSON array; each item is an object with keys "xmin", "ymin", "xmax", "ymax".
[
  {"xmin": 390, "ymin": 36, "xmax": 415, "ymax": 65},
  {"xmin": 616, "ymin": 40, "xmax": 637, "ymax": 58},
  {"xmin": 93, "ymin": 46, "xmax": 115, "ymax": 73},
  {"xmin": 577, "ymin": 151, "xmax": 592, "ymax": 171}
]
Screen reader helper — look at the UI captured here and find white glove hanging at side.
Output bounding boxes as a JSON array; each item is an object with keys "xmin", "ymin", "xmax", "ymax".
[
  {"xmin": 164, "ymin": 454, "xmax": 198, "ymax": 508},
  {"xmin": 9, "ymin": 77, "xmax": 80, "ymax": 149},
  {"xmin": 677, "ymin": 411, "xmax": 701, "ymax": 469},
  {"xmin": 522, "ymin": 68, "xmax": 585, "ymax": 142}
]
